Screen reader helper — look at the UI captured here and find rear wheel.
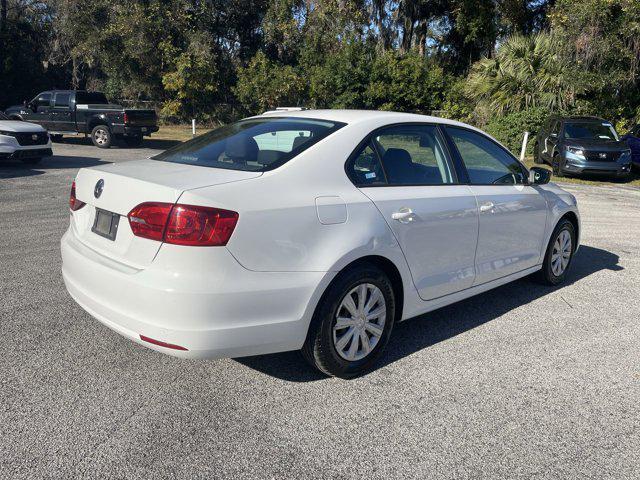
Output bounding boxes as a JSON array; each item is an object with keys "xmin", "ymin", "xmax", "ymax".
[
  {"xmin": 302, "ymin": 263, "xmax": 396, "ymax": 378},
  {"xmin": 91, "ymin": 125, "xmax": 112, "ymax": 149},
  {"xmin": 535, "ymin": 219, "xmax": 576, "ymax": 285}
]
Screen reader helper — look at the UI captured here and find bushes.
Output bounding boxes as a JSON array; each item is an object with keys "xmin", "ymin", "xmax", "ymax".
[{"xmin": 484, "ymin": 108, "xmax": 548, "ymax": 154}]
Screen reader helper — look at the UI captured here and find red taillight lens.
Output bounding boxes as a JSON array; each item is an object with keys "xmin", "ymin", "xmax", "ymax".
[
  {"xmin": 123, "ymin": 112, "xmax": 129, "ymax": 124},
  {"xmin": 127, "ymin": 202, "xmax": 239, "ymax": 246},
  {"xmin": 69, "ymin": 181, "xmax": 86, "ymax": 211},
  {"xmin": 127, "ymin": 202, "xmax": 173, "ymax": 242}
]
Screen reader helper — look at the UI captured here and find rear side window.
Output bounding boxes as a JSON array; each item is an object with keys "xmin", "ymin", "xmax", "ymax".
[
  {"xmin": 153, "ymin": 117, "xmax": 345, "ymax": 172},
  {"xmin": 446, "ymin": 127, "xmax": 527, "ymax": 185},
  {"xmin": 54, "ymin": 94, "xmax": 70, "ymax": 108},
  {"xmin": 347, "ymin": 124, "xmax": 455, "ymax": 186}
]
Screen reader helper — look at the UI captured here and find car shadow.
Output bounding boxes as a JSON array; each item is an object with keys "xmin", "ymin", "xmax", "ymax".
[
  {"xmin": 0, "ymin": 155, "xmax": 107, "ymax": 179},
  {"xmin": 58, "ymin": 137, "xmax": 181, "ymax": 150},
  {"xmin": 234, "ymin": 245, "xmax": 622, "ymax": 382}
]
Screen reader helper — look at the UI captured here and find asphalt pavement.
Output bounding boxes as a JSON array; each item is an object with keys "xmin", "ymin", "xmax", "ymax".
[{"xmin": 1, "ymin": 138, "xmax": 639, "ymax": 479}]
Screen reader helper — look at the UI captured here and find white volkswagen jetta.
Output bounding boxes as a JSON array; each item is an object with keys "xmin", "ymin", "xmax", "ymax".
[{"xmin": 62, "ymin": 110, "xmax": 580, "ymax": 377}]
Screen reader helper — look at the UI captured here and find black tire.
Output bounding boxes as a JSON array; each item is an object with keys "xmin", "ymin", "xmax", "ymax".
[
  {"xmin": 535, "ymin": 219, "xmax": 576, "ymax": 286},
  {"xmin": 91, "ymin": 125, "xmax": 112, "ymax": 149},
  {"xmin": 21, "ymin": 157, "xmax": 42, "ymax": 165},
  {"xmin": 302, "ymin": 263, "xmax": 396, "ymax": 378},
  {"xmin": 123, "ymin": 135, "xmax": 143, "ymax": 148},
  {"xmin": 533, "ymin": 143, "xmax": 543, "ymax": 164},
  {"xmin": 50, "ymin": 134, "xmax": 64, "ymax": 143}
]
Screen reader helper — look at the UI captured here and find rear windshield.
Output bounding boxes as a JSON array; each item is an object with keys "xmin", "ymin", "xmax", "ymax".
[
  {"xmin": 564, "ymin": 122, "xmax": 619, "ymax": 141},
  {"xmin": 75, "ymin": 92, "xmax": 109, "ymax": 105},
  {"xmin": 152, "ymin": 117, "xmax": 345, "ymax": 172}
]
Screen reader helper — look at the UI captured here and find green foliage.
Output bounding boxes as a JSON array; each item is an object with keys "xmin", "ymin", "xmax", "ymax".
[
  {"xmin": 466, "ymin": 33, "xmax": 587, "ymax": 116},
  {"xmin": 234, "ymin": 51, "xmax": 305, "ymax": 113},
  {"xmin": 365, "ymin": 51, "xmax": 446, "ymax": 113},
  {"xmin": 484, "ymin": 107, "xmax": 549, "ymax": 154}
]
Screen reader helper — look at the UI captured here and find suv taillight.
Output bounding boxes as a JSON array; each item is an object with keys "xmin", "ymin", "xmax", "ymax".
[
  {"xmin": 69, "ymin": 181, "xmax": 86, "ymax": 211},
  {"xmin": 127, "ymin": 202, "xmax": 239, "ymax": 246},
  {"xmin": 123, "ymin": 112, "xmax": 129, "ymax": 124}
]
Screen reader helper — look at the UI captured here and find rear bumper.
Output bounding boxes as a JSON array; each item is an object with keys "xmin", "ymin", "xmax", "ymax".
[
  {"xmin": 61, "ymin": 226, "xmax": 328, "ymax": 359},
  {"xmin": 111, "ymin": 124, "xmax": 159, "ymax": 137}
]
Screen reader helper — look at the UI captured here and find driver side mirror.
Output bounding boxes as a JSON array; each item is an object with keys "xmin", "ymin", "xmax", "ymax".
[{"xmin": 529, "ymin": 167, "xmax": 551, "ymax": 185}]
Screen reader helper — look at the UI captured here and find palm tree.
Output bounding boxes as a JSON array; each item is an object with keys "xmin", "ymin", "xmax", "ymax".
[{"xmin": 465, "ymin": 32, "xmax": 587, "ymax": 114}]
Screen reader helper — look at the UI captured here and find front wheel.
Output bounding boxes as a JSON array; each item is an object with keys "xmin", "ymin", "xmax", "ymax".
[
  {"xmin": 91, "ymin": 125, "xmax": 112, "ymax": 149},
  {"xmin": 302, "ymin": 264, "xmax": 396, "ymax": 378},
  {"xmin": 535, "ymin": 219, "xmax": 576, "ymax": 285}
]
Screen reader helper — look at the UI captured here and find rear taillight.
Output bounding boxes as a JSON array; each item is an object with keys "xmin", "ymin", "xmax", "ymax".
[
  {"xmin": 69, "ymin": 181, "xmax": 86, "ymax": 211},
  {"xmin": 127, "ymin": 202, "xmax": 239, "ymax": 246},
  {"xmin": 123, "ymin": 112, "xmax": 129, "ymax": 124}
]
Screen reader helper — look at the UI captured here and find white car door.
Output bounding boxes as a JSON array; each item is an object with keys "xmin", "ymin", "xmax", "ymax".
[
  {"xmin": 445, "ymin": 126, "xmax": 548, "ymax": 285},
  {"xmin": 347, "ymin": 124, "xmax": 479, "ymax": 301}
]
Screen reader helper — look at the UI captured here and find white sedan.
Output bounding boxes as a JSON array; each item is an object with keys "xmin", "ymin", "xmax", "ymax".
[
  {"xmin": 0, "ymin": 112, "xmax": 52, "ymax": 164},
  {"xmin": 61, "ymin": 110, "xmax": 580, "ymax": 377}
]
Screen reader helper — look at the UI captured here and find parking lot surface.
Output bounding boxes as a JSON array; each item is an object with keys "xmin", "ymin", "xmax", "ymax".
[{"xmin": 1, "ymin": 140, "xmax": 639, "ymax": 479}]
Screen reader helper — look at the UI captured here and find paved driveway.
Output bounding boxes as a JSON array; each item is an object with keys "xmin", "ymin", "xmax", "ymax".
[{"xmin": 1, "ymin": 140, "xmax": 639, "ymax": 479}]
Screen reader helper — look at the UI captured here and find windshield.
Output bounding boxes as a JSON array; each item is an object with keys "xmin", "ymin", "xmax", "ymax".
[
  {"xmin": 152, "ymin": 117, "xmax": 345, "ymax": 172},
  {"xmin": 75, "ymin": 92, "xmax": 109, "ymax": 104},
  {"xmin": 564, "ymin": 122, "xmax": 619, "ymax": 141},
  {"xmin": 0, "ymin": 112, "xmax": 9, "ymax": 120}
]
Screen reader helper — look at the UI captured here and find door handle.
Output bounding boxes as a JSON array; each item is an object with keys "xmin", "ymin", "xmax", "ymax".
[
  {"xmin": 479, "ymin": 202, "xmax": 495, "ymax": 213},
  {"xmin": 391, "ymin": 208, "xmax": 414, "ymax": 223}
]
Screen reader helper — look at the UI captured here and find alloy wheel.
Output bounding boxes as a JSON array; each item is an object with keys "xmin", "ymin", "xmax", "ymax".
[
  {"xmin": 551, "ymin": 229, "xmax": 572, "ymax": 276},
  {"xmin": 332, "ymin": 283, "xmax": 386, "ymax": 362}
]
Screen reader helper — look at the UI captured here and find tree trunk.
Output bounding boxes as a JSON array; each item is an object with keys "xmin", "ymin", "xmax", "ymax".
[{"xmin": 1, "ymin": 0, "xmax": 7, "ymax": 32}]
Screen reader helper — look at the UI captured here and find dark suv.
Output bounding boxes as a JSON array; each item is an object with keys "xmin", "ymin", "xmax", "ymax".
[{"xmin": 534, "ymin": 116, "xmax": 632, "ymax": 177}]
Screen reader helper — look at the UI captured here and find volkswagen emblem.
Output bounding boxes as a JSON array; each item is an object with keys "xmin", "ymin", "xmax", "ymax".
[{"xmin": 94, "ymin": 179, "xmax": 104, "ymax": 199}]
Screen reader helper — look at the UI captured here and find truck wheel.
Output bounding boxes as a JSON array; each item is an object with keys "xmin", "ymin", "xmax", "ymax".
[
  {"xmin": 123, "ymin": 135, "xmax": 143, "ymax": 148},
  {"xmin": 91, "ymin": 125, "xmax": 112, "ymax": 149},
  {"xmin": 51, "ymin": 135, "xmax": 64, "ymax": 143}
]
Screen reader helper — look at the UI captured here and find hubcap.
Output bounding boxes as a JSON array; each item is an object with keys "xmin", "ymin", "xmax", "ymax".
[
  {"xmin": 95, "ymin": 129, "xmax": 108, "ymax": 145},
  {"xmin": 551, "ymin": 229, "xmax": 572, "ymax": 276},
  {"xmin": 332, "ymin": 283, "xmax": 386, "ymax": 362}
]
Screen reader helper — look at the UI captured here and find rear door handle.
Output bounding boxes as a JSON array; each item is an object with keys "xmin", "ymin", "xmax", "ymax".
[
  {"xmin": 479, "ymin": 202, "xmax": 495, "ymax": 213},
  {"xmin": 391, "ymin": 208, "xmax": 414, "ymax": 223}
]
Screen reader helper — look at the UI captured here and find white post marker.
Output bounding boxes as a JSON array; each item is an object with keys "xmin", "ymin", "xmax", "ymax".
[
  {"xmin": 192, "ymin": 119, "xmax": 196, "ymax": 137},
  {"xmin": 520, "ymin": 131, "xmax": 529, "ymax": 162}
]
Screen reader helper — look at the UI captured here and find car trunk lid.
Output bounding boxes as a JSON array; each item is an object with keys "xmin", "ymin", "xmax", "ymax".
[{"xmin": 72, "ymin": 159, "xmax": 261, "ymax": 268}]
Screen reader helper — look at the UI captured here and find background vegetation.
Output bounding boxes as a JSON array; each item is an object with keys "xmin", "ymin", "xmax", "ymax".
[{"xmin": 1, "ymin": 0, "xmax": 639, "ymax": 151}]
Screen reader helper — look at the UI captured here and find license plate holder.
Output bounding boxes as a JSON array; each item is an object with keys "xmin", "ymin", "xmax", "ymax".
[{"xmin": 92, "ymin": 208, "xmax": 120, "ymax": 241}]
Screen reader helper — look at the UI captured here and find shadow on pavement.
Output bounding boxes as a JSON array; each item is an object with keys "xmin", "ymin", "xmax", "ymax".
[
  {"xmin": 235, "ymin": 245, "xmax": 622, "ymax": 382},
  {"xmin": 0, "ymin": 155, "xmax": 107, "ymax": 179}
]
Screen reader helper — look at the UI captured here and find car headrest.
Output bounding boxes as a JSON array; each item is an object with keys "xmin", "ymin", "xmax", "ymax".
[
  {"xmin": 225, "ymin": 134, "xmax": 258, "ymax": 163},
  {"xmin": 382, "ymin": 148, "xmax": 412, "ymax": 166},
  {"xmin": 292, "ymin": 135, "xmax": 309, "ymax": 150}
]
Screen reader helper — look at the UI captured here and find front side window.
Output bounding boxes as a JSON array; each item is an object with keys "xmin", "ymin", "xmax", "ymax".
[
  {"xmin": 153, "ymin": 117, "xmax": 344, "ymax": 172},
  {"xmin": 33, "ymin": 93, "xmax": 51, "ymax": 110},
  {"xmin": 447, "ymin": 127, "xmax": 527, "ymax": 185},
  {"xmin": 564, "ymin": 122, "xmax": 619, "ymax": 141}
]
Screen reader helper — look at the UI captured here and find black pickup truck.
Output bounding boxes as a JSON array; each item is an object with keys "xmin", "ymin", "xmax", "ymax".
[{"xmin": 5, "ymin": 90, "xmax": 159, "ymax": 148}]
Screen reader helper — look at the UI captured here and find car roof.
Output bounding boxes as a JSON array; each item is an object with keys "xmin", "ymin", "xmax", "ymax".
[{"xmin": 256, "ymin": 109, "xmax": 477, "ymax": 129}]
